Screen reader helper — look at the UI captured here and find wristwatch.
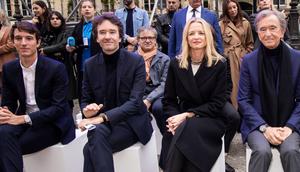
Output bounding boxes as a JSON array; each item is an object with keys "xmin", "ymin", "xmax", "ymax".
[
  {"xmin": 24, "ymin": 115, "xmax": 32, "ymax": 125},
  {"xmin": 259, "ymin": 124, "xmax": 268, "ymax": 133}
]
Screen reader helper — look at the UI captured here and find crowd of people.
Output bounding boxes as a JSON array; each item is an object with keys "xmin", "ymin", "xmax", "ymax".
[{"xmin": 0, "ymin": 0, "xmax": 299, "ymax": 172}]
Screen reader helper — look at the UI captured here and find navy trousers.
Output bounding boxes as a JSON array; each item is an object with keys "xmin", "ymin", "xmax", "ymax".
[
  {"xmin": 0, "ymin": 123, "xmax": 60, "ymax": 172},
  {"xmin": 83, "ymin": 122, "xmax": 138, "ymax": 172}
]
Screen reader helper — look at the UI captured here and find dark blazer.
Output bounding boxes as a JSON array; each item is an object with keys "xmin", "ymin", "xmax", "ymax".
[
  {"xmin": 163, "ymin": 58, "xmax": 227, "ymax": 171},
  {"xmin": 71, "ymin": 20, "xmax": 101, "ymax": 70},
  {"xmin": 168, "ymin": 7, "xmax": 224, "ymax": 58},
  {"xmin": 238, "ymin": 45, "xmax": 300, "ymax": 143},
  {"xmin": 81, "ymin": 49, "xmax": 153, "ymax": 144},
  {"xmin": 1, "ymin": 56, "xmax": 75, "ymax": 144}
]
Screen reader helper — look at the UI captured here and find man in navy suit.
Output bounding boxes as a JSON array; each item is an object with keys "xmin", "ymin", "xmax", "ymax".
[
  {"xmin": 238, "ymin": 10, "xmax": 300, "ymax": 172},
  {"xmin": 168, "ymin": 0, "xmax": 224, "ymax": 58},
  {"xmin": 77, "ymin": 14, "xmax": 153, "ymax": 172},
  {"xmin": 0, "ymin": 21, "xmax": 75, "ymax": 172}
]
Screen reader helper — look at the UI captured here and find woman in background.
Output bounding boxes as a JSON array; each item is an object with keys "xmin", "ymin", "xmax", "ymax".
[
  {"xmin": 219, "ymin": 0, "xmax": 253, "ymax": 109},
  {"xmin": 0, "ymin": 9, "xmax": 16, "ymax": 94},
  {"xmin": 32, "ymin": 0, "xmax": 50, "ymax": 37},
  {"xmin": 66, "ymin": 0, "xmax": 100, "ymax": 102},
  {"xmin": 163, "ymin": 18, "xmax": 228, "ymax": 172},
  {"xmin": 40, "ymin": 11, "xmax": 77, "ymax": 110}
]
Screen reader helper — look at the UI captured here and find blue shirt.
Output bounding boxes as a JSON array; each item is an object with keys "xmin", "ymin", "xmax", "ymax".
[{"xmin": 82, "ymin": 21, "xmax": 92, "ymax": 70}]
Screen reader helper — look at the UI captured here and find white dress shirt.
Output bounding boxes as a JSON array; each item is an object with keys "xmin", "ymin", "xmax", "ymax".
[
  {"xmin": 20, "ymin": 58, "xmax": 40, "ymax": 115},
  {"xmin": 186, "ymin": 5, "xmax": 202, "ymax": 22}
]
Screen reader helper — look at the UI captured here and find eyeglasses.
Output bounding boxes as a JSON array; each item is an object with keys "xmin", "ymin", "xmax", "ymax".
[
  {"xmin": 258, "ymin": 26, "xmax": 280, "ymax": 33},
  {"xmin": 139, "ymin": 36, "xmax": 156, "ymax": 41}
]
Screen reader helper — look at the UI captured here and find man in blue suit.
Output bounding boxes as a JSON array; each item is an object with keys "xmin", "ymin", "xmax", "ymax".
[
  {"xmin": 238, "ymin": 10, "xmax": 300, "ymax": 172},
  {"xmin": 0, "ymin": 22, "xmax": 75, "ymax": 172},
  {"xmin": 77, "ymin": 14, "xmax": 153, "ymax": 172},
  {"xmin": 168, "ymin": 0, "xmax": 224, "ymax": 58}
]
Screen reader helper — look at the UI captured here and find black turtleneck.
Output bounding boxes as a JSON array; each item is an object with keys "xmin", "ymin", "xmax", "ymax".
[
  {"xmin": 262, "ymin": 43, "xmax": 281, "ymax": 91},
  {"xmin": 103, "ymin": 49, "xmax": 120, "ymax": 111}
]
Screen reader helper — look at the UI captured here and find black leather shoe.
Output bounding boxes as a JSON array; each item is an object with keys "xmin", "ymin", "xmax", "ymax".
[{"xmin": 225, "ymin": 162, "xmax": 235, "ymax": 172}]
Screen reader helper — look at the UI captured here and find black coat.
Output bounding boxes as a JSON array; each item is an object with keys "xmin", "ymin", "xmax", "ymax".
[
  {"xmin": 163, "ymin": 58, "xmax": 227, "ymax": 171},
  {"xmin": 41, "ymin": 29, "xmax": 77, "ymax": 100},
  {"xmin": 155, "ymin": 13, "xmax": 172, "ymax": 54}
]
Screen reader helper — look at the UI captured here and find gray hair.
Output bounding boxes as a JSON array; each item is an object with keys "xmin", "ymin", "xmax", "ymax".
[
  {"xmin": 137, "ymin": 26, "xmax": 158, "ymax": 39},
  {"xmin": 254, "ymin": 9, "xmax": 287, "ymax": 32}
]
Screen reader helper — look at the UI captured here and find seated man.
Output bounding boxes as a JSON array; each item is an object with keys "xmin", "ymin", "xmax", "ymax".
[
  {"xmin": 136, "ymin": 26, "xmax": 170, "ymax": 134},
  {"xmin": 238, "ymin": 10, "xmax": 300, "ymax": 172},
  {"xmin": 0, "ymin": 21, "xmax": 75, "ymax": 172},
  {"xmin": 78, "ymin": 14, "xmax": 153, "ymax": 172}
]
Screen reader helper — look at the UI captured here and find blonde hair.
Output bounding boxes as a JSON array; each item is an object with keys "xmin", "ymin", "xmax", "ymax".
[
  {"xmin": 178, "ymin": 18, "xmax": 223, "ymax": 69},
  {"xmin": 0, "ymin": 10, "xmax": 10, "ymax": 26}
]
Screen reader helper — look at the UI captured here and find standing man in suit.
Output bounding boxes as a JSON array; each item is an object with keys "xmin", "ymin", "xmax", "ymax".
[
  {"xmin": 238, "ymin": 10, "xmax": 300, "ymax": 172},
  {"xmin": 168, "ymin": 0, "xmax": 224, "ymax": 58},
  {"xmin": 0, "ymin": 21, "xmax": 75, "ymax": 172},
  {"xmin": 78, "ymin": 14, "xmax": 153, "ymax": 172}
]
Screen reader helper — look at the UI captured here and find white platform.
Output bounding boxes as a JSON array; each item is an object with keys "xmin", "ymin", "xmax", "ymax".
[
  {"xmin": 246, "ymin": 144, "xmax": 284, "ymax": 172},
  {"xmin": 23, "ymin": 129, "xmax": 88, "ymax": 172},
  {"xmin": 113, "ymin": 131, "xmax": 159, "ymax": 172},
  {"xmin": 23, "ymin": 127, "xmax": 159, "ymax": 172},
  {"xmin": 210, "ymin": 136, "xmax": 225, "ymax": 172}
]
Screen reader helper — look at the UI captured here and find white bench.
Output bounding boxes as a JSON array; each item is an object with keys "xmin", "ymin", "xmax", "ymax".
[
  {"xmin": 210, "ymin": 136, "xmax": 225, "ymax": 172},
  {"xmin": 113, "ymin": 131, "xmax": 159, "ymax": 172},
  {"xmin": 23, "ymin": 129, "xmax": 88, "ymax": 172},
  {"xmin": 246, "ymin": 144, "xmax": 284, "ymax": 172},
  {"xmin": 23, "ymin": 128, "xmax": 159, "ymax": 172}
]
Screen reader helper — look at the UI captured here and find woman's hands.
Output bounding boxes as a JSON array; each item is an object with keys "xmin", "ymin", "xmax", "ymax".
[{"xmin": 166, "ymin": 112, "xmax": 195, "ymax": 135}]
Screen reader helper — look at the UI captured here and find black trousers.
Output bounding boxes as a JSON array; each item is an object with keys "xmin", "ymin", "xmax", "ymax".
[
  {"xmin": 83, "ymin": 122, "xmax": 138, "ymax": 172},
  {"xmin": 223, "ymin": 102, "xmax": 240, "ymax": 153},
  {"xmin": 0, "ymin": 123, "xmax": 60, "ymax": 172}
]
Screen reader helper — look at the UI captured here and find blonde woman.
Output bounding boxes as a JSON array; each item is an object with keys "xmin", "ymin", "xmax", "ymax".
[{"xmin": 163, "ymin": 18, "xmax": 228, "ymax": 172}]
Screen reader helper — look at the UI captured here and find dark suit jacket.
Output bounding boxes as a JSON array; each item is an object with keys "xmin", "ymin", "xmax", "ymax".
[
  {"xmin": 168, "ymin": 7, "xmax": 224, "ymax": 58},
  {"xmin": 238, "ymin": 45, "xmax": 300, "ymax": 143},
  {"xmin": 81, "ymin": 49, "xmax": 153, "ymax": 144},
  {"xmin": 1, "ymin": 56, "xmax": 75, "ymax": 144}
]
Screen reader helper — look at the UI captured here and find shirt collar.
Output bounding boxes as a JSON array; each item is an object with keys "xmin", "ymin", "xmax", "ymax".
[
  {"xmin": 187, "ymin": 5, "xmax": 202, "ymax": 13},
  {"xmin": 20, "ymin": 57, "xmax": 38, "ymax": 71}
]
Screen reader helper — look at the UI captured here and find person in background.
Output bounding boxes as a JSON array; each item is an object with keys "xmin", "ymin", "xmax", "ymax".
[
  {"xmin": 0, "ymin": 21, "xmax": 75, "ymax": 172},
  {"xmin": 0, "ymin": 9, "xmax": 16, "ymax": 94},
  {"xmin": 66, "ymin": 0, "xmax": 100, "ymax": 102},
  {"xmin": 115, "ymin": 0, "xmax": 149, "ymax": 51},
  {"xmin": 168, "ymin": 0, "xmax": 224, "ymax": 58},
  {"xmin": 40, "ymin": 11, "xmax": 77, "ymax": 111},
  {"xmin": 239, "ymin": 10, "xmax": 300, "ymax": 172},
  {"xmin": 78, "ymin": 14, "xmax": 153, "ymax": 172},
  {"xmin": 163, "ymin": 18, "xmax": 227, "ymax": 172},
  {"xmin": 155, "ymin": 0, "xmax": 180, "ymax": 54},
  {"xmin": 249, "ymin": 0, "xmax": 289, "ymax": 48},
  {"xmin": 32, "ymin": 0, "xmax": 50, "ymax": 38},
  {"xmin": 219, "ymin": 0, "xmax": 254, "ymax": 109}
]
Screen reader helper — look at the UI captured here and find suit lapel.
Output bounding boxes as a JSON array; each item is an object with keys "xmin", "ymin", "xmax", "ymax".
[
  {"xmin": 16, "ymin": 62, "xmax": 26, "ymax": 105},
  {"xmin": 116, "ymin": 50, "xmax": 126, "ymax": 99},
  {"xmin": 177, "ymin": 64, "xmax": 202, "ymax": 103},
  {"xmin": 35, "ymin": 57, "xmax": 43, "ymax": 102},
  {"xmin": 180, "ymin": 8, "xmax": 188, "ymax": 29}
]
